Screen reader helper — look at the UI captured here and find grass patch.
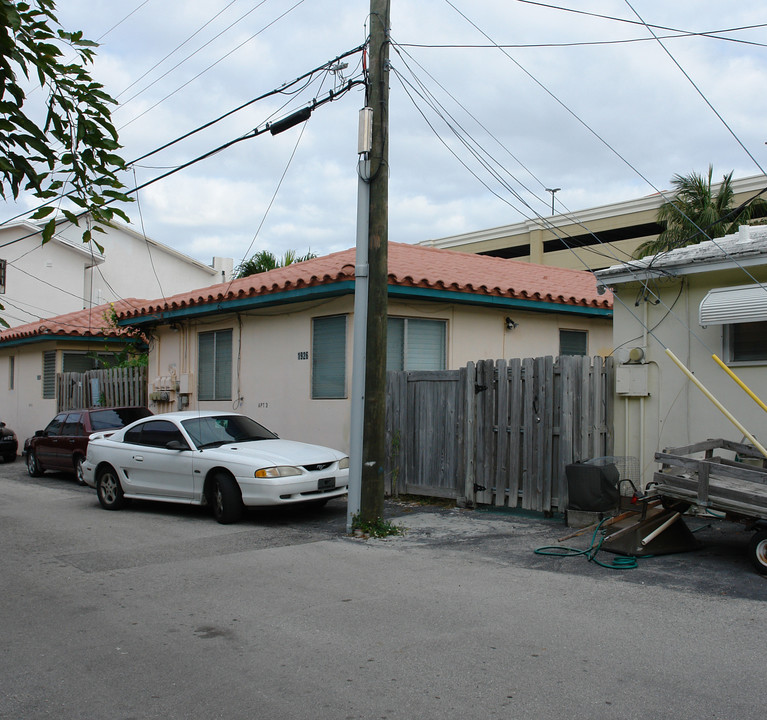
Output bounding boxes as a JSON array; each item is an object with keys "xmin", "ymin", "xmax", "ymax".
[{"xmin": 351, "ymin": 515, "xmax": 405, "ymax": 538}]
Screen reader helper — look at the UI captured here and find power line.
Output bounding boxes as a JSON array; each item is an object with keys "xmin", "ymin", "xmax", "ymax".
[
  {"xmin": 624, "ymin": 0, "xmax": 766, "ymax": 176},
  {"xmin": 398, "ymin": 24, "xmax": 767, "ymax": 51},
  {"xmin": 118, "ymin": 0, "xmax": 309, "ymax": 130},
  {"xmin": 116, "ymin": 0, "xmax": 266, "ymax": 104}
]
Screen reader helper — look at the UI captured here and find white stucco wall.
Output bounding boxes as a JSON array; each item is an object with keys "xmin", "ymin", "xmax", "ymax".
[
  {"xmin": 0, "ymin": 341, "xmax": 81, "ymax": 449},
  {"xmin": 146, "ymin": 296, "xmax": 612, "ymax": 454},
  {"xmin": 609, "ymin": 266, "xmax": 767, "ymax": 488}
]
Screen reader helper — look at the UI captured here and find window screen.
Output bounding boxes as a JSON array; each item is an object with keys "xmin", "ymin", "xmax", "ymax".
[
  {"xmin": 198, "ymin": 329, "xmax": 233, "ymax": 401},
  {"xmin": 727, "ymin": 321, "xmax": 767, "ymax": 363},
  {"xmin": 560, "ymin": 329, "xmax": 588, "ymax": 356},
  {"xmin": 312, "ymin": 315, "xmax": 347, "ymax": 398},
  {"xmin": 42, "ymin": 351, "xmax": 56, "ymax": 399},
  {"xmin": 387, "ymin": 318, "xmax": 446, "ymax": 371}
]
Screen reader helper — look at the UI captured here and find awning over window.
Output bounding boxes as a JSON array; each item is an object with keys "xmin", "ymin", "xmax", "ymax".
[{"xmin": 699, "ymin": 284, "xmax": 767, "ymax": 326}]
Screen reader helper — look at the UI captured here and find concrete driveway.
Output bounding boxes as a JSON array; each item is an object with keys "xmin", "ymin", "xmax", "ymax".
[{"xmin": 0, "ymin": 458, "xmax": 764, "ymax": 719}]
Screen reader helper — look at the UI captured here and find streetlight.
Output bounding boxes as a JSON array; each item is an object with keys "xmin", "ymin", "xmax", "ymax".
[{"xmin": 545, "ymin": 187, "xmax": 560, "ymax": 215}]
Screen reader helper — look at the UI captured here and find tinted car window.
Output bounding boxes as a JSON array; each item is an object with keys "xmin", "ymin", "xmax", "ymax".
[
  {"xmin": 44, "ymin": 414, "xmax": 67, "ymax": 435},
  {"xmin": 124, "ymin": 420, "xmax": 184, "ymax": 448},
  {"xmin": 90, "ymin": 407, "xmax": 152, "ymax": 431},
  {"xmin": 182, "ymin": 415, "xmax": 277, "ymax": 448},
  {"xmin": 62, "ymin": 413, "xmax": 84, "ymax": 436}
]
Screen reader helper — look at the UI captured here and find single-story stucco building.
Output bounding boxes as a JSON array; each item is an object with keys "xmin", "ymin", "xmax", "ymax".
[{"xmin": 111, "ymin": 242, "xmax": 612, "ymax": 452}]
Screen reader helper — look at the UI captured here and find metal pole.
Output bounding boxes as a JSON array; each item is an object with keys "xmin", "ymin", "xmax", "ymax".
[{"xmin": 347, "ymin": 153, "xmax": 370, "ymax": 532}]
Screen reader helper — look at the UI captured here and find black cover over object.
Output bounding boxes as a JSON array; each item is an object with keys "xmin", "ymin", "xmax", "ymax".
[{"xmin": 566, "ymin": 462, "xmax": 620, "ymax": 511}]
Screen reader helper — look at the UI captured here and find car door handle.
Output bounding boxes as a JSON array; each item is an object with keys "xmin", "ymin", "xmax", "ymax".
[{"xmin": 133, "ymin": 455, "xmax": 144, "ymax": 462}]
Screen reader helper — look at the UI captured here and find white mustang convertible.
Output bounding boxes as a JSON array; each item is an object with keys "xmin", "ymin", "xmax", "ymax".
[{"xmin": 82, "ymin": 411, "xmax": 349, "ymax": 523}]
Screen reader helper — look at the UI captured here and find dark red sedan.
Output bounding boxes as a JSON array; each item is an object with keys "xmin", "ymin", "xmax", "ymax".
[{"xmin": 25, "ymin": 407, "xmax": 152, "ymax": 483}]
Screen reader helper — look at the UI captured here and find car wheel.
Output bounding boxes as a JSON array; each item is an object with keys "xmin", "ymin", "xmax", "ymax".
[
  {"xmin": 748, "ymin": 529, "xmax": 767, "ymax": 575},
  {"xmin": 27, "ymin": 450, "xmax": 43, "ymax": 477},
  {"xmin": 3, "ymin": 453, "xmax": 15, "ymax": 463},
  {"xmin": 96, "ymin": 466, "xmax": 125, "ymax": 511},
  {"xmin": 74, "ymin": 456, "xmax": 86, "ymax": 485},
  {"xmin": 210, "ymin": 472, "xmax": 243, "ymax": 524}
]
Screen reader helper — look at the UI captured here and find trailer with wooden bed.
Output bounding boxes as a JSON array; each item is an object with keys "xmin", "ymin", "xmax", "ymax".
[{"xmin": 647, "ymin": 438, "xmax": 767, "ymax": 574}]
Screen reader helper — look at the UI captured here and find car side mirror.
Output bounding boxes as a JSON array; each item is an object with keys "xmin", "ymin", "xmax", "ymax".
[
  {"xmin": 34, "ymin": 430, "xmax": 45, "ymax": 437},
  {"xmin": 166, "ymin": 439, "xmax": 190, "ymax": 451}
]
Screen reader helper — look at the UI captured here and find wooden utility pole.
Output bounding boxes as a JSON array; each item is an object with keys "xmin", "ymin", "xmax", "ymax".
[{"xmin": 359, "ymin": 0, "xmax": 391, "ymax": 522}]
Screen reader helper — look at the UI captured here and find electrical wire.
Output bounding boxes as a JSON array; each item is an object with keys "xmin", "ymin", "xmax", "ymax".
[
  {"xmin": 624, "ymin": 1, "xmax": 766, "ymax": 177},
  {"xmin": 0, "ymin": 45, "xmax": 366, "ymax": 234},
  {"xmin": 118, "ymin": 0, "xmax": 308, "ymax": 130},
  {"xmin": 114, "ymin": 0, "xmax": 241, "ymax": 100},
  {"xmin": 398, "ymin": 25, "xmax": 767, "ymax": 51}
]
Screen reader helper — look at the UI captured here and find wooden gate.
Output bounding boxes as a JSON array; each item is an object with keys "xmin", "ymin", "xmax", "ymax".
[
  {"xmin": 385, "ymin": 356, "xmax": 614, "ymax": 512},
  {"xmin": 57, "ymin": 367, "xmax": 148, "ymax": 411}
]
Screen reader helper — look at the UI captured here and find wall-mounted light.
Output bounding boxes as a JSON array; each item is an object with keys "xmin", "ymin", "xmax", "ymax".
[
  {"xmin": 505, "ymin": 317, "xmax": 518, "ymax": 330},
  {"xmin": 169, "ymin": 323, "xmax": 180, "ymax": 332}
]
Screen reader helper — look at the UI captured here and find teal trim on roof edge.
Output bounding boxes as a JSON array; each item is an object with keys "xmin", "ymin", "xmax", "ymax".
[
  {"xmin": 387, "ymin": 286, "xmax": 612, "ymax": 317},
  {"xmin": 0, "ymin": 334, "xmax": 136, "ymax": 349},
  {"xmin": 118, "ymin": 280, "xmax": 611, "ymax": 327}
]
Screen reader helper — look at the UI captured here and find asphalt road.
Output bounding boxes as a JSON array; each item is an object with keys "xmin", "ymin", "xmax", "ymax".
[{"xmin": 1, "ymin": 456, "xmax": 765, "ymax": 720}]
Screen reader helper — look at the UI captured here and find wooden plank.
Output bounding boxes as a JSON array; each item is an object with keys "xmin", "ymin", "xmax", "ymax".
[
  {"xmin": 463, "ymin": 362, "xmax": 476, "ymax": 505},
  {"xmin": 578, "ymin": 356, "xmax": 591, "ymax": 461},
  {"xmin": 558, "ymin": 356, "xmax": 575, "ymax": 509},
  {"xmin": 521, "ymin": 357, "xmax": 534, "ymax": 510},
  {"xmin": 541, "ymin": 356, "xmax": 554, "ymax": 512},
  {"xmin": 507, "ymin": 358, "xmax": 522, "ymax": 507},
  {"xmin": 475, "ymin": 359, "xmax": 495, "ymax": 505},
  {"xmin": 494, "ymin": 359, "xmax": 509, "ymax": 506}
]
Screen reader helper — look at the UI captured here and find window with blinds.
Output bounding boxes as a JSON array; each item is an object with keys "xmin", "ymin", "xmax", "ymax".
[
  {"xmin": 387, "ymin": 317, "xmax": 446, "ymax": 371},
  {"xmin": 312, "ymin": 315, "xmax": 347, "ymax": 399},
  {"xmin": 560, "ymin": 329, "xmax": 588, "ymax": 356},
  {"xmin": 198, "ymin": 329, "xmax": 233, "ymax": 401},
  {"xmin": 42, "ymin": 350, "xmax": 56, "ymax": 399},
  {"xmin": 726, "ymin": 321, "xmax": 767, "ymax": 363}
]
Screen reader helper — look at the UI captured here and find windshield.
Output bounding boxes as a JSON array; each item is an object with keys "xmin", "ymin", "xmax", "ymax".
[
  {"xmin": 90, "ymin": 407, "xmax": 152, "ymax": 431},
  {"xmin": 182, "ymin": 415, "xmax": 278, "ymax": 449}
]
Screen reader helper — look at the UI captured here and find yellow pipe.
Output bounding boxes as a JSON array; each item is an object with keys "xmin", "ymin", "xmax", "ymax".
[
  {"xmin": 711, "ymin": 354, "xmax": 767, "ymax": 414},
  {"xmin": 665, "ymin": 348, "xmax": 767, "ymax": 459}
]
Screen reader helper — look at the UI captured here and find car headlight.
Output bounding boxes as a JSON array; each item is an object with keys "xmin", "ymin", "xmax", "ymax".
[
  {"xmin": 255, "ymin": 466, "xmax": 302, "ymax": 478},
  {"xmin": 338, "ymin": 457, "xmax": 349, "ymax": 469}
]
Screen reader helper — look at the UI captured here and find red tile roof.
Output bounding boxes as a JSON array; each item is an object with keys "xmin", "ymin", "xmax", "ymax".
[
  {"xmin": 0, "ymin": 299, "xmax": 149, "ymax": 342},
  {"xmin": 117, "ymin": 242, "xmax": 611, "ymax": 321}
]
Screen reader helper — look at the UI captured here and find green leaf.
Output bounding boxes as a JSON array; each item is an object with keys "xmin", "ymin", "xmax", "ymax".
[
  {"xmin": 30, "ymin": 205, "xmax": 55, "ymax": 219},
  {"xmin": 41, "ymin": 217, "xmax": 56, "ymax": 244}
]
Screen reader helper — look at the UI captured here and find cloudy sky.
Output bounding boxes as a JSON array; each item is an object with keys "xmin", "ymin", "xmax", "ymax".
[{"xmin": 12, "ymin": 1, "xmax": 767, "ymax": 269}]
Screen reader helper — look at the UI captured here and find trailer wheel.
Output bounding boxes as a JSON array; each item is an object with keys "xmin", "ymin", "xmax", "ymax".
[{"xmin": 748, "ymin": 530, "xmax": 767, "ymax": 575}]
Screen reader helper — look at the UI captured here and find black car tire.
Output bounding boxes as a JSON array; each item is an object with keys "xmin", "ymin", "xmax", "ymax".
[
  {"xmin": 74, "ymin": 456, "xmax": 86, "ymax": 485},
  {"xmin": 96, "ymin": 466, "xmax": 125, "ymax": 511},
  {"xmin": 3, "ymin": 453, "xmax": 15, "ymax": 463},
  {"xmin": 27, "ymin": 450, "xmax": 43, "ymax": 477},
  {"xmin": 211, "ymin": 472, "xmax": 243, "ymax": 524},
  {"xmin": 748, "ymin": 529, "xmax": 767, "ymax": 575}
]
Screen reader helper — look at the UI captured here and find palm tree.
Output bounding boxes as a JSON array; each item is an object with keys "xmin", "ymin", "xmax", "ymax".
[
  {"xmin": 235, "ymin": 249, "xmax": 317, "ymax": 278},
  {"xmin": 633, "ymin": 166, "xmax": 767, "ymax": 258}
]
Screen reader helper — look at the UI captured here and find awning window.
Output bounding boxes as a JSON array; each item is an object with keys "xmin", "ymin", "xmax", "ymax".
[{"xmin": 699, "ymin": 284, "xmax": 767, "ymax": 326}]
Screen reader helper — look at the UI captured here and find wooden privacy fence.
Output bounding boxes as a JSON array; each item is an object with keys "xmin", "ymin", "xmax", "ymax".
[
  {"xmin": 57, "ymin": 367, "xmax": 148, "ymax": 411},
  {"xmin": 385, "ymin": 356, "xmax": 614, "ymax": 513}
]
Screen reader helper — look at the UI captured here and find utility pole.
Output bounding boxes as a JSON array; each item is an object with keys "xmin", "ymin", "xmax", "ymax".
[{"xmin": 359, "ymin": 0, "xmax": 391, "ymax": 523}]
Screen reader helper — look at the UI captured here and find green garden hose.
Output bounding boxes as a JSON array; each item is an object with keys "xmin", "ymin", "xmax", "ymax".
[{"xmin": 534, "ymin": 518, "xmax": 639, "ymax": 570}]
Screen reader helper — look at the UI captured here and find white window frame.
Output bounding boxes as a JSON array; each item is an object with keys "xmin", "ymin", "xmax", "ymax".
[
  {"xmin": 198, "ymin": 329, "xmax": 233, "ymax": 401},
  {"xmin": 560, "ymin": 329, "xmax": 588, "ymax": 356},
  {"xmin": 312, "ymin": 315, "xmax": 347, "ymax": 399},
  {"xmin": 387, "ymin": 317, "xmax": 447, "ymax": 371}
]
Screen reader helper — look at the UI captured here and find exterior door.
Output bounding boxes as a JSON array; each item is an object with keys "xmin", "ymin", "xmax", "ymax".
[{"xmin": 120, "ymin": 420, "xmax": 195, "ymax": 499}]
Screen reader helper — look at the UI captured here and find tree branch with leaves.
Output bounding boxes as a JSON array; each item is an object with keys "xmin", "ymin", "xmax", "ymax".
[{"xmin": 0, "ymin": 0, "xmax": 131, "ymax": 248}]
